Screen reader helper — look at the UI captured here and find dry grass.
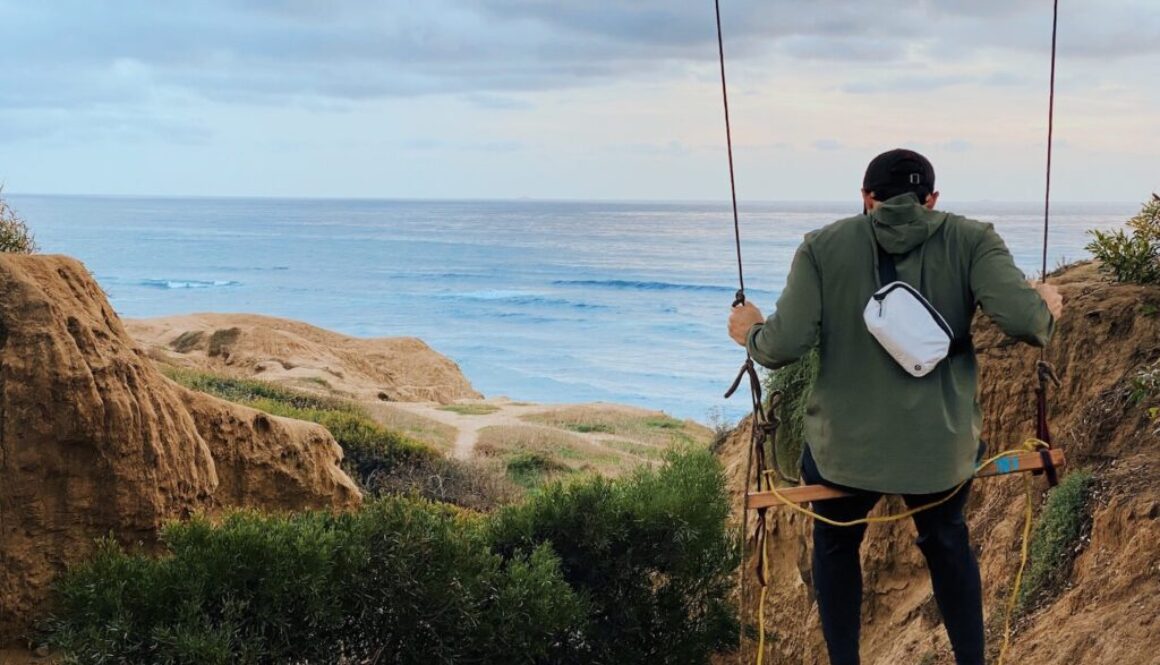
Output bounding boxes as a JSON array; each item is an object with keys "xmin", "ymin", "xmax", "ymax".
[
  {"xmin": 604, "ymin": 439, "xmax": 666, "ymax": 461},
  {"xmin": 522, "ymin": 405, "xmax": 712, "ymax": 449},
  {"xmin": 366, "ymin": 403, "xmax": 458, "ymax": 453},
  {"xmin": 476, "ymin": 424, "xmax": 634, "ymax": 487}
]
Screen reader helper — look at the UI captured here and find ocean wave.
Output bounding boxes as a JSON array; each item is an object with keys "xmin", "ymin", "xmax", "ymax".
[
  {"xmin": 436, "ymin": 290, "xmax": 606, "ymax": 309},
  {"xmin": 140, "ymin": 279, "xmax": 242, "ymax": 290},
  {"xmin": 552, "ymin": 279, "xmax": 734, "ymax": 293}
]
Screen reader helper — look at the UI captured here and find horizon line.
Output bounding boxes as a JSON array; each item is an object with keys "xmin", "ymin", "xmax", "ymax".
[{"xmin": 3, "ymin": 191, "xmax": 1144, "ymax": 207}]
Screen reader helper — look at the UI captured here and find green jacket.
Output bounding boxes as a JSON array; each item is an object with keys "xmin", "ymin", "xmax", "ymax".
[{"xmin": 747, "ymin": 193, "xmax": 1054, "ymax": 494}]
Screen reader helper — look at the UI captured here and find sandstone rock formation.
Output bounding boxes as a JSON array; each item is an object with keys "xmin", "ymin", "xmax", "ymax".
[
  {"xmin": 0, "ymin": 255, "xmax": 360, "ymax": 644},
  {"xmin": 127, "ymin": 313, "xmax": 482, "ymax": 404},
  {"xmin": 719, "ymin": 262, "xmax": 1160, "ymax": 665}
]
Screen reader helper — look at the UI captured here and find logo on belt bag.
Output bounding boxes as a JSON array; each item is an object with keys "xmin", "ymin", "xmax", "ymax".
[{"xmin": 865, "ymin": 240, "xmax": 954, "ymax": 377}]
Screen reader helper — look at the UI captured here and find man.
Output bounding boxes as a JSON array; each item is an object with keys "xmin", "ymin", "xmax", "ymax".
[{"xmin": 727, "ymin": 149, "xmax": 1063, "ymax": 665}]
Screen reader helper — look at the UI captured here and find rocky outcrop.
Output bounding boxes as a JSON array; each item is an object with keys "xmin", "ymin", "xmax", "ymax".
[
  {"xmin": 719, "ymin": 262, "xmax": 1160, "ymax": 665},
  {"xmin": 178, "ymin": 386, "xmax": 361, "ymax": 511},
  {"xmin": 0, "ymin": 255, "xmax": 361, "ymax": 644},
  {"xmin": 126, "ymin": 313, "xmax": 482, "ymax": 404}
]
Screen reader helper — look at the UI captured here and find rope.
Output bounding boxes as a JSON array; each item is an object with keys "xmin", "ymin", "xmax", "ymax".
[
  {"xmin": 714, "ymin": 0, "xmax": 746, "ymax": 306},
  {"xmin": 760, "ymin": 439, "xmax": 1049, "ymax": 527},
  {"xmin": 715, "ymin": 2, "xmax": 1065, "ymax": 661},
  {"xmin": 997, "ymin": 472, "xmax": 1036, "ymax": 665},
  {"xmin": 1041, "ymin": 0, "xmax": 1060, "ymax": 282}
]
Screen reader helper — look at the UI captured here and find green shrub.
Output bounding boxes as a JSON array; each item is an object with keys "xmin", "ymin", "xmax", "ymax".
[
  {"xmin": 1017, "ymin": 470, "xmax": 1094, "ymax": 611},
  {"xmin": 487, "ymin": 448, "xmax": 739, "ymax": 664},
  {"xmin": 503, "ymin": 450, "xmax": 573, "ymax": 489},
  {"xmin": 1129, "ymin": 362, "xmax": 1160, "ymax": 405},
  {"xmin": 0, "ymin": 187, "xmax": 38, "ymax": 254},
  {"xmin": 49, "ymin": 452, "xmax": 737, "ymax": 664},
  {"xmin": 762, "ymin": 347, "xmax": 819, "ymax": 481},
  {"xmin": 1086, "ymin": 196, "xmax": 1160, "ymax": 284},
  {"xmin": 49, "ymin": 501, "xmax": 584, "ymax": 664}
]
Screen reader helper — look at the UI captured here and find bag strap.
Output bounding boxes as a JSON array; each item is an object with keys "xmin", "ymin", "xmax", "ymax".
[
  {"xmin": 873, "ymin": 227, "xmax": 973, "ymax": 355},
  {"xmin": 875, "ymin": 238, "xmax": 898, "ymax": 287}
]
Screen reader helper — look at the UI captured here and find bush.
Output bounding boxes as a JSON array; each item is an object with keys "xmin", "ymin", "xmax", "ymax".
[
  {"xmin": 1086, "ymin": 196, "xmax": 1160, "ymax": 284},
  {"xmin": 49, "ymin": 501, "xmax": 583, "ymax": 664},
  {"xmin": 1017, "ymin": 469, "xmax": 1094, "ymax": 611},
  {"xmin": 0, "ymin": 187, "xmax": 38, "ymax": 254},
  {"xmin": 367, "ymin": 455, "xmax": 523, "ymax": 512},
  {"xmin": 48, "ymin": 451, "xmax": 737, "ymax": 664},
  {"xmin": 487, "ymin": 448, "xmax": 740, "ymax": 664},
  {"xmin": 762, "ymin": 347, "xmax": 819, "ymax": 481}
]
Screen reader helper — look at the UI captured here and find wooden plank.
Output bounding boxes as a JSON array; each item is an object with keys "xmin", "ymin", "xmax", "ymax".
[{"xmin": 746, "ymin": 449, "xmax": 1066, "ymax": 509}]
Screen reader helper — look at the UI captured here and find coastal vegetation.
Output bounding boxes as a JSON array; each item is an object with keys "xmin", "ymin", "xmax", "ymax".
[
  {"xmin": 762, "ymin": 347, "xmax": 820, "ymax": 481},
  {"xmin": 1017, "ymin": 470, "xmax": 1095, "ymax": 612},
  {"xmin": 47, "ymin": 450, "xmax": 738, "ymax": 665},
  {"xmin": 0, "ymin": 188, "xmax": 37, "ymax": 254},
  {"xmin": 438, "ymin": 403, "xmax": 500, "ymax": 416},
  {"xmin": 522, "ymin": 406, "xmax": 701, "ymax": 447},
  {"xmin": 163, "ymin": 368, "xmax": 437, "ymax": 481},
  {"xmin": 1086, "ymin": 195, "xmax": 1160, "ymax": 285}
]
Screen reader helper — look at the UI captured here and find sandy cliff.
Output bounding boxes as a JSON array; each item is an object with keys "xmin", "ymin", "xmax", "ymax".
[
  {"xmin": 0, "ymin": 256, "xmax": 361, "ymax": 644},
  {"xmin": 126, "ymin": 313, "xmax": 481, "ymax": 404},
  {"xmin": 719, "ymin": 263, "xmax": 1160, "ymax": 665}
]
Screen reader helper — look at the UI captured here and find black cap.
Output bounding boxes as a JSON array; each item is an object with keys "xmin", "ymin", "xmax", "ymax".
[{"xmin": 862, "ymin": 149, "xmax": 935, "ymax": 202}]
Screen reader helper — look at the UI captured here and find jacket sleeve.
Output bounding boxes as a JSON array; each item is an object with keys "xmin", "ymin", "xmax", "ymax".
[
  {"xmin": 969, "ymin": 223, "xmax": 1054, "ymax": 346},
  {"xmin": 746, "ymin": 239, "xmax": 822, "ymax": 369}
]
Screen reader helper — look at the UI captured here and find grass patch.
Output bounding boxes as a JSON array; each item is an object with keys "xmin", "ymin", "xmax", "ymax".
[
  {"xmin": 1017, "ymin": 470, "xmax": 1095, "ymax": 612},
  {"xmin": 439, "ymin": 403, "xmax": 500, "ymax": 416},
  {"xmin": 605, "ymin": 439, "xmax": 665, "ymax": 460},
  {"xmin": 161, "ymin": 367, "xmax": 343, "ymax": 410},
  {"xmin": 476, "ymin": 425, "xmax": 630, "ymax": 488},
  {"xmin": 568, "ymin": 422, "xmax": 615, "ymax": 434},
  {"xmin": 367, "ymin": 403, "xmax": 458, "ymax": 453},
  {"xmin": 644, "ymin": 416, "xmax": 682, "ymax": 429},
  {"xmin": 522, "ymin": 406, "xmax": 711, "ymax": 449}
]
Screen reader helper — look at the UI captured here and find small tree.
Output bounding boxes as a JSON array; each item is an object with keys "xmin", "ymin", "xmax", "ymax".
[
  {"xmin": 1086, "ymin": 195, "xmax": 1160, "ymax": 284},
  {"xmin": 0, "ymin": 186, "xmax": 38, "ymax": 254}
]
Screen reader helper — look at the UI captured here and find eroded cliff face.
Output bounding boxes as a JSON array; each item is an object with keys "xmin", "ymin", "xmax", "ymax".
[
  {"xmin": 719, "ymin": 263, "xmax": 1160, "ymax": 665},
  {"xmin": 0, "ymin": 255, "xmax": 361, "ymax": 643}
]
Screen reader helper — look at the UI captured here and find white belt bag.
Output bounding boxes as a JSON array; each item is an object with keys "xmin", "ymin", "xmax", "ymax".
[{"xmin": 864, "ymin": 241, "xmax": 954, "ymax": 377}]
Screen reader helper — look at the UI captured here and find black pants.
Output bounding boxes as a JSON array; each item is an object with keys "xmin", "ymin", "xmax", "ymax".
[{"xmin": 802, "ymin": 446, "xmax": 985, "ymax": 665}]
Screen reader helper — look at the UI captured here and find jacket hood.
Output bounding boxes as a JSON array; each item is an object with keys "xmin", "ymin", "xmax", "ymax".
[{"xmin": 870, "ymin": 192, "xmax": 947, "ymax": 254}]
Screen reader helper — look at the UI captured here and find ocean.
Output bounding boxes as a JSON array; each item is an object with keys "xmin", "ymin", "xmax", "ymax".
[{"xmin": 8, "ymin": 195, "xmax": 1137, "ymax": 422}]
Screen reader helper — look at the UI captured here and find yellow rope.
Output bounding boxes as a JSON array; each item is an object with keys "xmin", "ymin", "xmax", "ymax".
[
  {"xmin": 997, "ymin": 472, "xmax": 1035, "ymax": 665},
  {"xmin": 750, "ymin": 439, "xmax": 1049, "ymax": 665}
]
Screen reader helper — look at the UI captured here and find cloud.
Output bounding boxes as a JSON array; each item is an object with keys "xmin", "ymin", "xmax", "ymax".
[{"xmin": 0, "ymin": 0, "xmax": 1154, "ymax": 148}]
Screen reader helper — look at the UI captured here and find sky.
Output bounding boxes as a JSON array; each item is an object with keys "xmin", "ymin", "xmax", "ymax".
[{"xmin": 0, "ymin": 1, "xmax": 1156, "ymax": 202}]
